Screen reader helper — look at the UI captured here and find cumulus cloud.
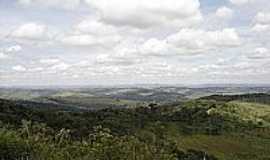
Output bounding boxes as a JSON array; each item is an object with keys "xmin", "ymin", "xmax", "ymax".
[
  {"xmin": 60, "ymin": 19, "xmax": 122, "ymax": 47},
  {"xmin": 61, "ymin": 34, "xmax": 120, "ymax": 47},
  {"xmin": 5, "ymin": 45, "xmax": 22, "ymax": 53},
  {"xmin": 29, "ymin": 67, "xmax": 44, "ymax": 72},
  {"xmin": 255, "ymin": 12, "xmax": 270, "ymax": 24},
  {"xmin": 95, "ymin": 44, "xmax": 143, "ymax": 66},
  {"xmin": 96, "ymin": 54, "xmax": 138, "ymax": 66},
  {"xmin": 252, "ymin": 12, "xmax": 270, "ymax": 32},
  {"xmin": 0, "ymin": 52, "xmax": 8, "ymax": 59},
  {"xmin": 50, "ymin": 62, "xmax": 70, "ymax": 71},
  {"xmin": 92, "ymin": 27, "xmax": 242, "ymax": 62},
  {"xmin": 252, "ymin": 24, "xmax": 270, "ymax": 32},
  {"xmin": 38, "ymin": 59, "xmax": 72, "ymax": 73},
  {"xmin": 1, "ymin": 0, "xmax": 270, "ymax": 84},
  {"xmin": 57, "ymin": 19, "xmax": 123, "ymax": 47},
  {"xmin": 167, "ymin": 28, "xmax": 241, "ymax": 53},
  {"xmin": 215, "ymin": 6, "xmax": 233, "ymax": 19},
  {"xmin": 12, "ymin": 65, "xmax": 27, "ymax": 72},
  {"xmin": 60, "ymin": 35, "xmax": 97, "ymax": 46},
  {"xmin": 75, "ymin": 19, "xmax": 117, "ymax": 35},
  {"xmin": 39, "ymin": 58, "xmax": 61, "ymax": 64},
  {"xmin": 11, "ymin": 23, "xmax": 48, "ymax": 40},
  {"xmin": 90, "ymin": 27, "xmax": 241, "ymax": 61},
  {"xmin": 0, "ymin": 45, "xmax": 22, "ymax": 59},
  {"xmin": 84, "ymin": 0, "xmax": 202, "ymax": 29},
  {"xmin": 248, "ymin": 47, "xmax": 270, "ymax": 59},
  {"xmin": 140, "ymin": 38, "xmax": 170, "ymax": 56}
]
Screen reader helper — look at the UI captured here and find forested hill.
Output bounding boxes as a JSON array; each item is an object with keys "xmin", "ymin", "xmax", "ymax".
[
  {"xmin": 1, "ymin": 94, "xmax": 270, "ymax": 159},
  {"xmin": 0, "ymin": 98, "xmax": 83, "ymax": 111},
  {"xmin": 199, "ymin": 93, "xmax": 270, "ymax": 104}
]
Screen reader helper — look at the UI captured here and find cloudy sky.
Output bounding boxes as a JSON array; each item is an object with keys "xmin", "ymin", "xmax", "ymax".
[{"xmin": 0, "ymin": 0, "xmax": 270, "ymax": 86}]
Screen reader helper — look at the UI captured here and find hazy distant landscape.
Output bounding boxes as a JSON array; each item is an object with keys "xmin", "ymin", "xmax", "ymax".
[{"xmin": 0, "ymin": 85, "xmax": 269, "ymax": 111}]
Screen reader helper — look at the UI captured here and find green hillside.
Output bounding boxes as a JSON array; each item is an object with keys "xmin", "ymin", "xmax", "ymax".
[
  {"xmin": 1, "ymin": 94, "xmax": 270, "ymax": 159},
  {"xmin": 200, "ymin": 93, "xmax": 270, "ymax": 105}
]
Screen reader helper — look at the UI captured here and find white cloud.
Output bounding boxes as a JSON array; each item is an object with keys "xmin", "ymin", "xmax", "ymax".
[
  {"xmin": 230, "ymin": 0, "xmax": 249, "ymax": 5},
  {"xmin": 252, "ymin": 24, "xmax": 270, "ymax": 32},
  {"xmin": 93, "ymin": 28, "xmax": 241, "ymax": 61},
  {"xmin": 17, "ymin": 0, "xmax": 81, "ymax": 10},
  {"xmin": 255, "ymin": 47, "xmax": 268, "ymax": 54},
  {"xmin": 248, "ymin": 47, "xmax": 269, "ymax": 59},
  {"xmin": 252, "ymin": 12, "xmax": 270, "ymax": 33},
  {"xmin": 1, "ymin": 0, "xmax": 270, "ymax": 85},
  {"xmin": 0, "ymin": 45, "xmax": 22, "ymax": 59},
  {"xmin": 73, "ymin": 60, "xmax": 91, "ymax": 67},
  {"xmin": 96, "ymin": 51, "xmax": 142, "ymax": 66},
  {"xmin": 50, "ymin": 62, "xmax": 70, "ymax": 71},
  {"xmin": 12, "ymin": 65, "xmax": 27, "ymax": 72},
  {"xmin": 72, "ymin": 74, "xmax": 79, "ymax": 78},
  {"xmin": 63, "ymin": 19, "xmax": 123, "ymax": 48},
  {"xmin": 91, "ymin": 27, "xmax": 241, "ymax": 61},
  {"xmin": 215, "ymin": 6, "xmax": 233, "ymax": 19},
  {"xmin": 39, "ymin": 58, "xmax": 60, "ymax": 64},
  {"xmin": 140, "ymin": 38, "xmax": 170, "ymax": 56},
  {"xmin": 60, "ymin": 33, "xmax": 121, "ymax": 47},
  {"xmin": 85, "ymin": 0, "xmax": 202, "ymax": 29},
  {"xmin": 75, "ymin": 19, "xmax": 117, "ymax": 35},
  {"xmin": 0, "ymin": 52, "xmax": 8, "ymax": 59},
  {"xmin": 29, "ymin": 67, "xmax": 44, "ymax": 72},
  {"xmin": 255, "ymin": 12, "xmax": 270, "ymax": 24},
  {"xmin": 167, "ymin": 28, "xmax": 241, "ymax": 53},
  {"xmin": 60, "ymin": 35, "xmax": 96, "ymax": 46},
  {"xmin": 11, "ymin": 23, "xmax": 48, "ymax": 40},
  {"xmin": 5, "ymin": 45, "xmax": 22, "ymax": 53}
]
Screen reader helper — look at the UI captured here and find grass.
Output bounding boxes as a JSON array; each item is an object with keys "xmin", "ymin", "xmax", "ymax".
[
  {"xmin": 175, "ymin": 133, "xmax": 270, "ymax": 160},
  {"xmin": 136, "ymin": 121, "xmax": 270, "ymax": 160},
  {"xmin": 206, "ymin": 101, "xmax": 270, "ymax": 127},
  {"xmin": 154, "ymin": 101, "xmax": 270, "ymax": 160}
]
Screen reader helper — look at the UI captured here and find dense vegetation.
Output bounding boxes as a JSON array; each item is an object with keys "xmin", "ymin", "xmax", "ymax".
[
  {"xmin": 1, "ymin": 121, "xmax": 219, "ymax": 160},
  {"xmin": 200, "ymin": 93, "xmax": 270, "ymax": 105},
  {"xmin": 1, "ymin": 93, "xmax": 270, "ymax": 159}
]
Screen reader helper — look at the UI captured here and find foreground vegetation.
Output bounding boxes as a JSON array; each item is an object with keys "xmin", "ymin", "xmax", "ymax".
[
  {"xmin": 1, "ymin": 94, "xmax": 270, "ymax": 159},
  {"xmin": 0, "ymin": 121, "xmax": 220, "ymax": 160}
]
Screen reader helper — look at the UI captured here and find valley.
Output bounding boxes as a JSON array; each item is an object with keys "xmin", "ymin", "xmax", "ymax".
[{"xmin": 1, "ymin": 86, "xmax": 270, "ymax": 159}]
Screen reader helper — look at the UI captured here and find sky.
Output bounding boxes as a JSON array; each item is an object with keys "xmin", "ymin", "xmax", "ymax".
[{"xmin": 0, "ymin": 0, "xmax": 270, "ymax": 86}]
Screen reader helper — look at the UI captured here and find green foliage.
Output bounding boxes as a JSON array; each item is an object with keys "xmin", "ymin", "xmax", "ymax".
[
  {"xmin": 0, "ymin": 121, "xmax": 217, "ymax": 160},
  {"xmin": 200, "ymin": 93, "xmax": 270, "ymax": 105},
  {"xmin": 0, "ymin": 127, "xmax": 31, "ymax": 160}
]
